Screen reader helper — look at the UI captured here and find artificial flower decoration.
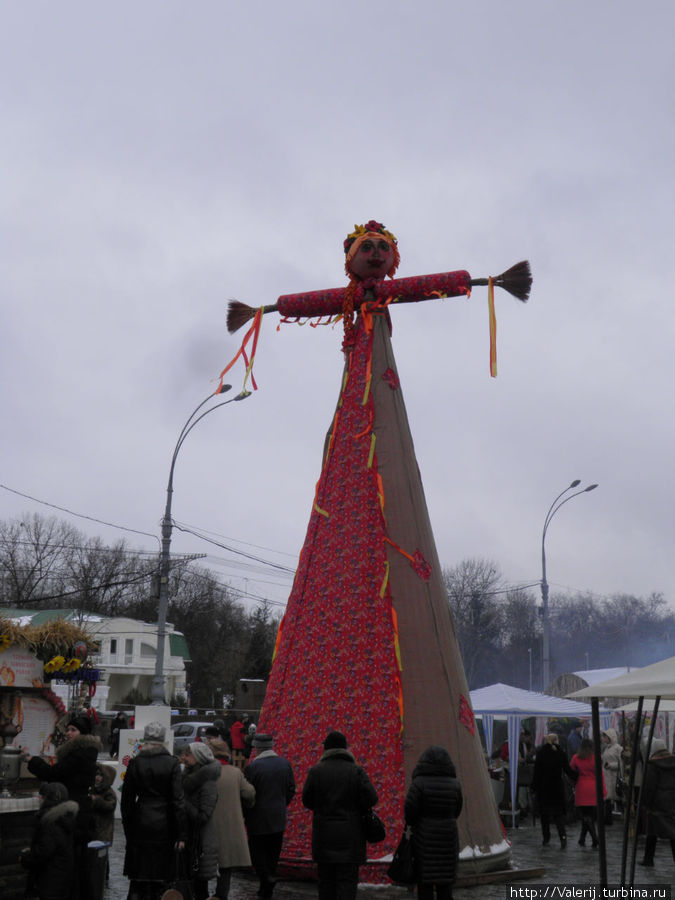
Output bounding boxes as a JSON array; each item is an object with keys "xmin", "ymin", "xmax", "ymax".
[
  {"xmin": 44, "ymin": 655, "xmax": 66, "ymax": 674},
  {"xmin": 61, "ymin": 657, "xmax": 82, "ymax": 673}
]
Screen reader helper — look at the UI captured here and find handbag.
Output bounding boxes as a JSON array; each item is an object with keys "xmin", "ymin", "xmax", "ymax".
[
  {"xmin": 615, "ymin": 769, "xmax": 626, "ymax": 800},
  {"xmin": 362, "ymin": 808, "xmax": 386, "ymax": 843},
  {"xmin": 387, "ymin": 827, "xmax": 415, "ymax": 884},
  {"xmin": 161, "ymin": 849, "xmax": 195, "ymax": 900}
]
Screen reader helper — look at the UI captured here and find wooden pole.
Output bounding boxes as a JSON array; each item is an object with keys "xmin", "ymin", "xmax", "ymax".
[{"xmin": 592, "ymin": 697, "xmax": 607, "ymax": 886}]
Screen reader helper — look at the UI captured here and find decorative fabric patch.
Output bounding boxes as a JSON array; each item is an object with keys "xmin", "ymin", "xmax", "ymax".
[
  {"xmin": 458, "ymin": 693, "xmax": 475, "ymax": 736},
  {"xmin": 382, "ymin": 367, "xmax": 399, "ymax": 390},
  {"xmin": 412, "ymin": 549, "xmax": 432, "ymax": 581}
]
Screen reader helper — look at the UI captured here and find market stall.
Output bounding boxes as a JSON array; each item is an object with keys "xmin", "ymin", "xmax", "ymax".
[
  {"xmin": 0, "ymin": 615, "xmax": 99, "ymax": 899},
  {"xmin": 470, "ymin": 682, "xmax": 611, "ymax": 825}
]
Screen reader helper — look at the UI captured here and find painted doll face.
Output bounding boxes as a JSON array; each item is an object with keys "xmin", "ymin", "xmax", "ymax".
[{"xmin": 348, "ymin": 237, "xmax": 394, "ymax": 280}]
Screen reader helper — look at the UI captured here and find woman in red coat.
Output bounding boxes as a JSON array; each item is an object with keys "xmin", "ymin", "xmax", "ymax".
[{"xmin": 570, "ymin": 738, "xmax": 606, "ymax": 848}]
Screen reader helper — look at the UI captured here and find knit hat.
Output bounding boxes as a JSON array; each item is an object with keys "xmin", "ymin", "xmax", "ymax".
[
  {"xmin": 188, "ymin": 742, "xmax": 215, "ymax": 765},
  {"xmin": 252, "ymin": 733, "xmax": 274, "ymax": 750},
  {"xmin": 323, "ymin": 730, "xmax": 348, "ymax": 750},
  {"xmin": 650, "ymin": 738, "xmax": 668, "ymax": 757},
  {"xmin": 209, "ymin": 739, "xmax": 231, "ymax": 760},
  {"xmin": 68, "ymin": 714, "xmax": 92, "ymax": 735},
  {"xmin": 204, "ymin": 726, "xmax": 220, "ymax": 738},
  {"xmin": 39, "ymin": 782, "xmax": 69, "ymax": 805},
  {"xmin": 143, "ymin": 721, "xmax": 166, "ymax": 742}
]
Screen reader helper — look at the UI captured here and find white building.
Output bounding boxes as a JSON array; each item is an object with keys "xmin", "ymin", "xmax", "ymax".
[{"xmin": 4, "ymin": 608, "xmax": 190, "ymax": 708}]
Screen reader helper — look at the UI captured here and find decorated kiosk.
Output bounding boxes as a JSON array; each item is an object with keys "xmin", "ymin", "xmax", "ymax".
[{"xmin": 0, "ymin": 615, "xmax": 99, "ymax": 899}]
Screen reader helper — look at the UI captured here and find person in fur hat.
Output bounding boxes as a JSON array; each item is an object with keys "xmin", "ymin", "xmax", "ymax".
[
  {"xmin": 122, "ymin": 721, "xmax": 186, "ymax": 900},
  {"xmin": 181, "ymin": 741, "xmax": 222, "ymax": 900},
  {"xmin": 22, "ymin": 715, "xmax": 99, "ymax": 821},
  {"xmin": 20, "ymin": 781, "xmax": 79, "ymax": 900},
  {"xmin": 22, "ymin": 714, "xmax": 100, "ymax": 900}
]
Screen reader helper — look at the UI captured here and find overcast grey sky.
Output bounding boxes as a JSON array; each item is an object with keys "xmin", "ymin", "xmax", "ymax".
[{"xmin": 2, "ymin": 2, "xmax": 673, "ymax": 614}]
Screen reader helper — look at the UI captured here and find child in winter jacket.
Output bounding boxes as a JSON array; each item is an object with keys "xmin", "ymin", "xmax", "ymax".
[
  {"xmin": 90, "ymin": 763, "xmax": 117, "ymax": 845},
  {"xmin": 20, "ymin": 781, "xmax": 78, "ymax": 900},
  {"xmin": 90, "ymin": 763, "xmax": 117, "ymax": 882}
]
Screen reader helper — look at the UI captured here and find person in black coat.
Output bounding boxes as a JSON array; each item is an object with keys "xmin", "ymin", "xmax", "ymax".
[
  {"xmin": 20, "ymin": 782, "xmax": 78, "ymax": 900},
  {"xmin": 404, "ymin": 745, "xmax": 463, "ymax": 900},
  {"xmin": 531, "ymin": 733, "xmax": 575, "ymax": 849},
  {"xmin": 109, "ymin": 711, "xmax": 127, "ymax": 758},
  {"xmin": 121, "ymin": 721, "xmax": 187, "ymax": 900},
  {"xmin": 640, "ymin": 739, "xmax": 675, "ymax": 867},
  {"xmin": 244, "ymin": 733, "xmax": 296, "ymax": 899},
  {"xmin": 302, "ymin": 730, "xmax": 379, "ymax": 900},
  {"xmin": 22, "ymin": 714, "xmax": 100, "ymax": 900}
]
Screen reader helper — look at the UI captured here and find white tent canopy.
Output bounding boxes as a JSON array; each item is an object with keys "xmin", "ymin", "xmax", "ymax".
[
  {"xmin": 614, "ymin": 699, "xmax": 675, "ymax": 713},
  {"xmin": 572, "ymin": 667, "xmax": 631, "ymax": 685},
  {"xmin": 470, "ymin": 682, "xmax": 611, "ymax": 824},
  {"xmin": 471, "ymin": 682, "xmax": 606, "ymax": 718},
  {"xmin": 568, "ymin": 655, "xmax": 675, "ymax": 700}
]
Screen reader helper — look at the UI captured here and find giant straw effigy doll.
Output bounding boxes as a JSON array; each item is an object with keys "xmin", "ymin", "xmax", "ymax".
[{"xmin": 220, "ymin": 221, "xmax": 531, "ymax": 879}]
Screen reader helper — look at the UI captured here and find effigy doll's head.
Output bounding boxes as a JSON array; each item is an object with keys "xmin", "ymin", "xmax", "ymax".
[
  {"xmin": 344, "ymin": 220, "xmax": 399, "ymax": 282},
  {"xmin": 340, "ymin": 220, "xmax": 400, "ymax": 352}
]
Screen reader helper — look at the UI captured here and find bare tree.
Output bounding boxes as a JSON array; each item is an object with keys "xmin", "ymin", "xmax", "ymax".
[
  {"xmin": 443, "ymin": 558, "xmax": 504, "ymax": 688},
  {"xmin": 0, "ymin": 514, "xmax": 76, "ymax": 605}
]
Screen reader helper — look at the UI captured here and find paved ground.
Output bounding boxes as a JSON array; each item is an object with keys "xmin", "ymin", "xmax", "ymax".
[{"xmin": 103, "ymin": 814, "xmax": 674, "ymax": 899}]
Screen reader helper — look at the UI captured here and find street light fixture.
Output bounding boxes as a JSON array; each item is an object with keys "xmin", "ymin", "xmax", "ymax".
[
  {"xmin": 151, "ymin": 384, "xmax": 252, "ymax": 705},
  {"xmin": 540, "ymin": 479, "xmax": 598, "ymax": 692}
]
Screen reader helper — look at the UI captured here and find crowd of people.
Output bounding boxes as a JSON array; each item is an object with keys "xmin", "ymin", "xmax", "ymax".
[
  {"xmin": 18, "ymin": 714, "xmax": 467, "ymax": 900},
  {"xmin": 17, "ymin": 709, "xmax": 675, "ymax": 899},
  {"xmin": 502, "ymin": 721, "xmax": 675, "ymax": 868}
]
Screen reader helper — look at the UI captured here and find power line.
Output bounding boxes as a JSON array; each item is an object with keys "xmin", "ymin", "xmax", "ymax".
[
  {"xmin": 172, "ymin": 521, "xmax": 297, "ymax": 574},
  {"xmin": 0, "ymin": 537, "xmax": 160, "ymax": 558},
  {"xmin": 0, "ymin": 483, "xmax": 159, "ymax": 545},
  {"xmin": 173, "ymin": 519, "xmax": 298, "ymax": 561}
]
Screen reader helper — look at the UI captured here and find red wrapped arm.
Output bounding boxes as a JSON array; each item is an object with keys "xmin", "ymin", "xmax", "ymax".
[{"xmin": 276, "ymin": 270, "xmax": 471, "ymax": 319}]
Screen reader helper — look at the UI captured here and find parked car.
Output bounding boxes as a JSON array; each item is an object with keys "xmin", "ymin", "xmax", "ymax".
[{"xmin": 170, "ymin": 721, "xmax": 213, "ymax": 754}]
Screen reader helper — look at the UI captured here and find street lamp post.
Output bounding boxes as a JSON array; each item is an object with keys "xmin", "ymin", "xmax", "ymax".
[
  {"xmin": 540, "ymin": 479, "xmax": 598, "ymax": 692},
  {"xmin": 150, "ymin": 384, "xmax": 251, "ymax": 705}
]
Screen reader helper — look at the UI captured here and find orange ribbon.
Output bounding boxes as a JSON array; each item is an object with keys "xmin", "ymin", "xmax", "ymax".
[{"xmin": 216, "ymin": 307, "xmax": 264, "ymax": 393}]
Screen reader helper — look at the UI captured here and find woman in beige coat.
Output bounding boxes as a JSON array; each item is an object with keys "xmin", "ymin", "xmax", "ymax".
[
  {"xmin": 210, "ymin": 739, "xmax": 256, "ymax": 900},
  {"xmin": 601, "ymin": 728, "xmax": 623, "ymax": 823}
]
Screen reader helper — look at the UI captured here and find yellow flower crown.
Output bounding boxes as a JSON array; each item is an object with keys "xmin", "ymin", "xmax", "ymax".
[{"xmin": 343, "ymin": 219, "xmax": 398, "ymax": 254}]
